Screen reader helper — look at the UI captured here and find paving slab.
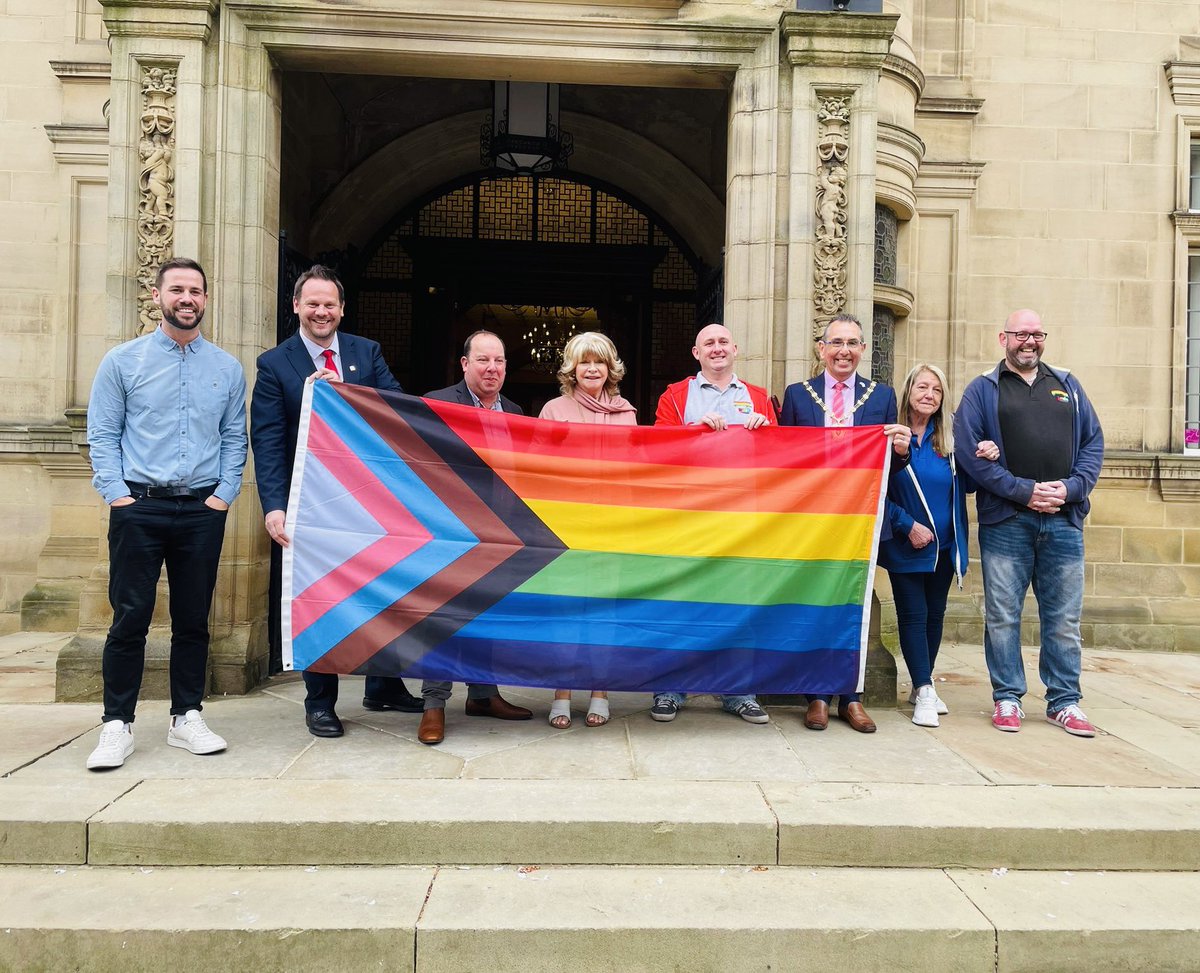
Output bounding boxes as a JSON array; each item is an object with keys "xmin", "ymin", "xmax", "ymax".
[
  {"xmin": 0, "ymin": 865, "xmax": 430, "ymax": 973},
  {"xmin": 87, "ymin": 779, "xmax": 777, "ymax": 866},
  {"xmin": 0, "ymin": 703, "xmax": 98, "ymax": 775},
  {"xmin": 627, "ymin": 704, "xmax": 812, "ymax": 781},
  {"xmin": 774, "ymin": 708, "xmax": 990, "ymax": 784},
  {"xmin": 1082, "ymin": 707, "xmax": 1200, "ymax": 777},
  {"xmin": 13, "ymin": 696, "xmax": 315, "ymax": 781},
  {"xmin": 1082, "ymin": 665, "xmax": 1200, "ymax": 729},
  {"xmin": 765, "ymin": 782, "xmax": 1200, "ymax": 870},
  {"xmin": 927, "ymin": 699, "xmax": 1200, "ymax": 787},
  {"xmin": 462, "ymin": 717, "xmax": 637, "ymax": 779},
  {"xmin": 0, "ymin": 778, "xmax": 134, "ymax": 863},
  {"xmin": 279, "ymin": 729, "xmax": 465, "ymax": 779},
  {"xmin": 950, "ymin": 869, "xmax": 1200, "ymax": 972},
  {"xmin": 416, "ymin": 865, "xmax": 995, "ymax": 973},
  {"xmin": 0, "ymin": 632, "xmax": 72, "ymax": 662}
]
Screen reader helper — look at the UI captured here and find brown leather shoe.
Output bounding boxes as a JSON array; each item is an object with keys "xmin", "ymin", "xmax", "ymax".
[
  {"xmin": 804, "ymin": 699, "xmax": 829, "ymax": 731},
  {"xmin": 837, "ymin": 701, "xmax": 877, "ymax": 733},
  {"xmin": 417, "ymin": 708, "xmax": 445, "ymax": 745},
  {"xmin": 465, "ymin": 694, "xmax": 532, "ymax": 720}
]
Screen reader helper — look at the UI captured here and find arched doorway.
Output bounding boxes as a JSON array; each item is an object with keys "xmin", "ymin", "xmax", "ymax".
[{"xmin": 285, "ymin": 172, "xmax": 714, "ymax": 415}]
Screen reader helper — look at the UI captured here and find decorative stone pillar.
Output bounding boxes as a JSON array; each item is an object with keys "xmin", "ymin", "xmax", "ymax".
[
  {"xmin": 781, "ymin": 9, "xmax": 900, "ymax": 706},
  {"xmin": 58, "ymin": 0, "xmax": 235, "ymax": 701},
  {"xmin": 780, "ymin": 9, "xmax": 899, "ymax": 370}
]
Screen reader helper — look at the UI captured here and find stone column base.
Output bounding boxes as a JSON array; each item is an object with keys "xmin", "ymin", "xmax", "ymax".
[
  {"xmin": 56, "ymin": 622, "xmax": 265, "ymax": 703},
  {"xmin": 20, "ymin": 581, "xmax": 84, "ymax": 633}
]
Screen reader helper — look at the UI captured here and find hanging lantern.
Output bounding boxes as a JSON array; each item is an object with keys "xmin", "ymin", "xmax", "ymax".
[{"xmin": 481, "ymin": 81, "xmax": 574, "ymax": 175}]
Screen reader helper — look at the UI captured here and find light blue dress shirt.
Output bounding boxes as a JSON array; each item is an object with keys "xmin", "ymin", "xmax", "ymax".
[{"xmin": 87, "ymin": 326, "xmax": 248, "ymax": 504}]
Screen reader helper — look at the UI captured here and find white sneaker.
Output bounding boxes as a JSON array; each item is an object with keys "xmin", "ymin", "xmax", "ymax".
[
  {"xmin": 167, "ymin": 710, "xmax": 227, "ymax": 755},
  {"xmin": 908, "ymin": 686, "xmax": 949, "ymax": 715},
  {"xmin": 86, "ymin": 721, "xmax": 134, "ymax": 770},
  {"xmin": 911, "ymin": 685, "xmax": 940, "ymax": 727}
]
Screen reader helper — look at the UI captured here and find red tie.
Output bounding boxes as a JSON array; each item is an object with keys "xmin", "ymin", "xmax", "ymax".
[
  {"xmin": 832, "ymin": 381, "xmax": 847, "ymax": 424},
  {"xmin": 321, "ymin": 349, "xmax": 339, "ymax": 377}
]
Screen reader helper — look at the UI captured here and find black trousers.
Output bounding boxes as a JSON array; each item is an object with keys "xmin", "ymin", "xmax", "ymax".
[{"xmin": 102, "ymin": 497, "xmax": 227, "ymax": 723}]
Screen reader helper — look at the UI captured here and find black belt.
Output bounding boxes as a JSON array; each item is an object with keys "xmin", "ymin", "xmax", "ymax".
[{"xmin": 125, "ymin": 481, "xmax": 218, "ymax": 501}]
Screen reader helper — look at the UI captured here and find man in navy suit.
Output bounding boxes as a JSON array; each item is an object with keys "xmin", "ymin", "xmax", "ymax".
[
  {"xmin": 780, "ymin": 313, "xmax": 912, "ymax": 734},
  {"xmin": 250, "ymin": 264, "xmax": 422, "ymax": 738},
  {"xmin": 414, "ymin": 330, "xmax": 533, "ymax": 745}
]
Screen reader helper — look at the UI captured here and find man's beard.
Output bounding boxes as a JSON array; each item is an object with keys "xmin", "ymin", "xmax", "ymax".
[{"xmin": 163, "ymin": 306, "xmax": 204, "ymax": 330}]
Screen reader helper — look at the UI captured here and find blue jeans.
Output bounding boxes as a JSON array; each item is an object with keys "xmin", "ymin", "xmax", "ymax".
[
  {"xmin": 654, "ymin": 692, "xmax": 756, "ymax": 713},
  {"xmin": 890, "ymin": 558, "xmax": 954, "ymax": 689},
  {"xmin": 979, "ymin": 510, "xmax": 1084, "ymax": 713}
]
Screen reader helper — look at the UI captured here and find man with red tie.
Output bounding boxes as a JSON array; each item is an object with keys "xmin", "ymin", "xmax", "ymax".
[
  {"xmin": 250, "ymin": 265, "xmax": 422, "ymax": 737},
  {"xmin": 780, "ymin": 313, "xmax": 912, "ymax": 734}
]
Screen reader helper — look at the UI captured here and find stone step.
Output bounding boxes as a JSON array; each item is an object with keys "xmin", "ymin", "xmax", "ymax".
[
  {"xmin": 6, "ymin": 777, "xmax": 1200, "ymax": 870},
  {"xmin": 1, "ymin": 864, "xmax": 1198, "ymax": 972}
]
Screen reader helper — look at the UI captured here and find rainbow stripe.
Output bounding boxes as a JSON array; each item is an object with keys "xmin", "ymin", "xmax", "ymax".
[{"xmin": 282, "ymin": 383, "xmax": 889, "ymax": 695}]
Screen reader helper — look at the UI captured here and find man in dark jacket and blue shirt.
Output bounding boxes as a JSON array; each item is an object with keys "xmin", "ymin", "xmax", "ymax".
[{"xmin": 954, "ymin": 309, "xmax": 1104, "ymax": 738}]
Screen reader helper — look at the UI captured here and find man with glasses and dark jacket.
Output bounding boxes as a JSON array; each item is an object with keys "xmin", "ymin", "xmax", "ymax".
[{"xmin": 954, "ymin": 309, "xmax": 1104, "ymax": 738}]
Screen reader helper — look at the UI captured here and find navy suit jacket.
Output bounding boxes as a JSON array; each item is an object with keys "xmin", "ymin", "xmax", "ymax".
[
  {"xmin": 780, "ymin": 371, "xmax": 904, "ymax": 540},
  {"xmin": 779, "ymin": 372, "xmax": 898, "ymax": 428},
  {"xmin": 250, "ymin": 331, "xmax": 402, "ymax": 514},
  {"xmin": 424, "ymin": 380, "xmax": 524, "ymax": 416}
]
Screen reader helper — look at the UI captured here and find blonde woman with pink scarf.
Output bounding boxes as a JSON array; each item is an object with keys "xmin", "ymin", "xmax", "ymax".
[{"xmin": 539, "ymin": 331, "xmax": 637, "ymax": 728}]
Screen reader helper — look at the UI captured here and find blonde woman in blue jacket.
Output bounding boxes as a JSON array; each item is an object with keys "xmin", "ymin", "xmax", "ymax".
[{"xmin": 877, "ymin": 364, "xmax": 972, "ymax": 728}]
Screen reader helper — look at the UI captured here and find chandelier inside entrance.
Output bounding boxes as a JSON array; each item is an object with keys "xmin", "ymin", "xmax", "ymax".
[{"xmin": 504, "ymin": 305, "xmax": 590, "ymax": 371}]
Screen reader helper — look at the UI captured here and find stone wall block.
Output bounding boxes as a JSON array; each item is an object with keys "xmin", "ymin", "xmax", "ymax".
[
  {"xmin": 1148, "ymin": 598, "xmax": 1200, "ymax": 626},
  {"xmin": 1095, "ymin": 564, "xmax": 1200, "ymax": 598},
  {"xmin": 1091, "ymin": 623, "xmax": 1178, "ymax": 652},
  {"xmin": 1081, "ymin": 596, "xmax": 1153, "ymax": 625},
  {"xmin": 1133, "ymin": 2, "xmax": 1200, "ymax": 33},
  {"xmin": 1174, "ymin": 625, "xmax": 1200, "ymax": 652},
  {"xmin": 1121, "ymin": 528, "xmax": 1183, "ymax": 564},
  {"xmin": 1024, "ymin": 29, "xmax": 1097, "ymax": 61},
  {"xmin": 1081, "ymin": 526, "xmax": 1122, "ymax": 563},
  {"xmin": 1183, "ymin": 528, "xmax": 1200, "ymax": 565},
  {"xmin": 1087, "ymin": 490, "xmax": 1165, "ymax": 528}
]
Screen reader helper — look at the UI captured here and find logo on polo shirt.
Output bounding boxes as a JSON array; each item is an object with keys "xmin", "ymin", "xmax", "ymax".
[{"xmin": 1050, "ymin": 390, "xmax": 1070, "ymax": 403}]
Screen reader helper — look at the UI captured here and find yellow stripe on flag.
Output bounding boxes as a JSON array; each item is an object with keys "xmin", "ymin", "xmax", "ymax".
[{"xmin": 525, "ymin": 499, "xmax": 875, "ymax": 562}]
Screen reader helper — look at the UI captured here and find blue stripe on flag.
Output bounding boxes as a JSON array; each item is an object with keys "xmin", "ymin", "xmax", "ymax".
[
  {"xmin": 453, "ymin": 592, "xmax": 861, "ymax": 652},
  {"xmin": 404, "ymin": 639, "xmax": 863, "ymax": 695}
]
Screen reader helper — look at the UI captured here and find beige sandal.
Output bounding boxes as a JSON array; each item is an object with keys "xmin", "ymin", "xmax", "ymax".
[
  {"xmin": 586, "ymin": 696, "xmax": 610, "ymax": 727},
  {"xmin": 549, "ymin": 698, "xmax": 572, "ymax": 729}
]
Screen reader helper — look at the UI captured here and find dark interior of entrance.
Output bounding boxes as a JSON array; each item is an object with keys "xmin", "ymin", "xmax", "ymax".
[{"xmin": 276, "ymin": 74, "xmax": 728, "ymax": 416}]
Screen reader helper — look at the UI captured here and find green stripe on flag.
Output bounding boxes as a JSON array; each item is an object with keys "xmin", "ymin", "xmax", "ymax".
[{"xmin": 518, "ymin": 550, "xmax": 868, "ymax": 608}]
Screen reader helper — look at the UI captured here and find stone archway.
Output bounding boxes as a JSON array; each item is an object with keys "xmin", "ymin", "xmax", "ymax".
[
  {"xmin": 308, "ymin": 110, "xmax": 725, "ymax": 268},
  {"xmin": 334, "ymin": 169, "xmax": 707, "ymax": 415}
]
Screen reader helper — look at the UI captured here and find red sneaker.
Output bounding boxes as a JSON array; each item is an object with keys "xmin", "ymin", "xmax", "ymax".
[
  {"xmin": 992, "ymin": 700, "xmax": 1024, "ymax": 732},
  {"xmin": 1046, "ymin": 704, "xmax": 1096, "ymax": 738}
]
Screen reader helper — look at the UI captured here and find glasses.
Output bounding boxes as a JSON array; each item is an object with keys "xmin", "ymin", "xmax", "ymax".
[
  {"xmin": 1004, "ymin": 331, "xmax": 1047, "ymax": 343},
  {"xmin": 821, "ymin": 339, "xmax": 864, "ymax": 349}
]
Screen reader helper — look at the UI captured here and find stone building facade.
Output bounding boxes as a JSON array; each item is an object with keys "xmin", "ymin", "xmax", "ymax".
[{"xmin": 2, "ymin": 0, "xmax": 1199, "ymax": 697}]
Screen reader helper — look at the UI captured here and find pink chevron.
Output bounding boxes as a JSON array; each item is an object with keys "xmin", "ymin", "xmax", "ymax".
[{"xmin": 291, "ymin": 413, "xmax": 433, "ymax": 636}]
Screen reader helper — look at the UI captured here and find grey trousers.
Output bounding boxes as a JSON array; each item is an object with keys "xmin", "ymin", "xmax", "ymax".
[{"xmin": 421, "ymin": 680, "xmax": 498, "ymax": 709}]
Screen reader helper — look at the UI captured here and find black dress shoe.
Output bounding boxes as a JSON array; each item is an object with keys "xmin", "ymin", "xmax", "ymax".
[
  {"xmin": 362, "ymin": 692, "xmax": 424, "ymax": 713},
  {"xmin": 306, "ymin": 710, "xmax": 344, "ymax": 738}
]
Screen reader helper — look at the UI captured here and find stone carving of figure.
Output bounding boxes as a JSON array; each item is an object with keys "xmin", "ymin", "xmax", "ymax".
[
  {"xmin": 139, "ymin": 141, "xmax": 174, "ymax": 219},
  {"xmin": 816, "ymin": 164, "xmax": 847, "ymax": 242}
]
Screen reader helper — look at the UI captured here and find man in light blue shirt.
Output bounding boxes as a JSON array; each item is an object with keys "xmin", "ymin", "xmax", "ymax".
[{"xmin": 85, "ymin": 257, "xmax": 247, "ymax": 770}]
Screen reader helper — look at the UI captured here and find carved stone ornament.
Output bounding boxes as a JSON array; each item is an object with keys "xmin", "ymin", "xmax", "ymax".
[
  {"xmin": 136, "ymin": 64, "xmax": 177, "ymax": 335},
  {"xmin": 813, "ymin": 93, "xmax": 850, "ymax": 340}
]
